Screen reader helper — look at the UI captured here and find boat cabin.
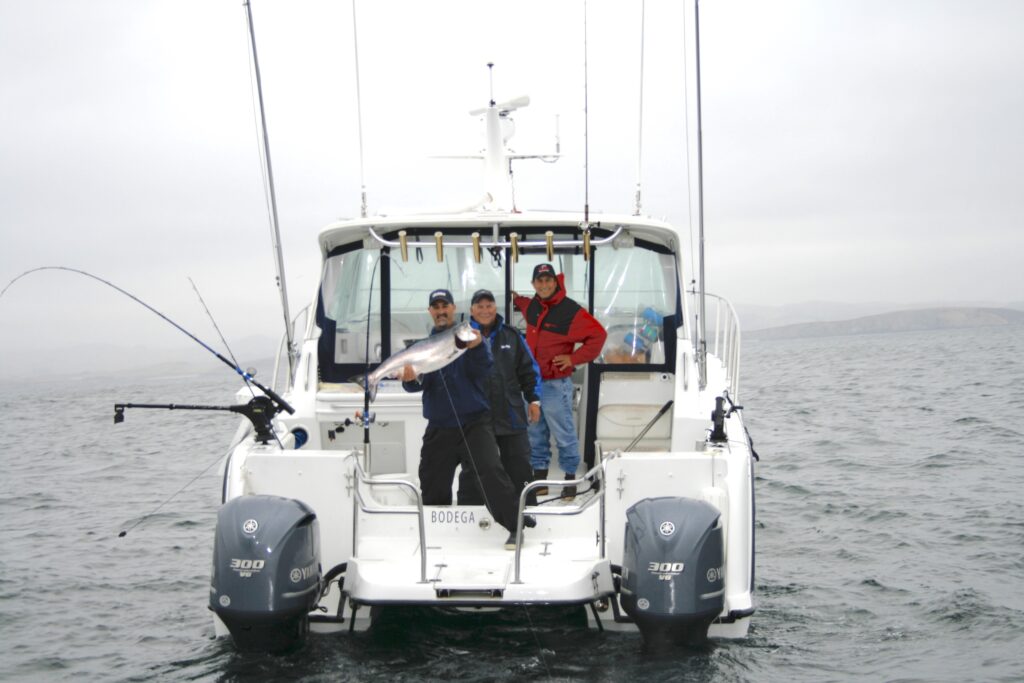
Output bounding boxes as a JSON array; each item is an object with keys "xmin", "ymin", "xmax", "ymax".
[{"xmin": 296, "ymin": 213, "xmax": 711, "ymax": 477}]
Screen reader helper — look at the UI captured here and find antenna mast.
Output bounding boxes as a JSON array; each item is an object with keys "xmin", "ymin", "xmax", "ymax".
[
  {"xmin": 634, "ymin": 0, "xmax": 646, "ymax": 216},
  {"xmin": 244, "ymin": 1, "xmax": 295, "ymax": 381},
  {"xmin": 352, "ymin": 0, "xmax": 368, "ymax": 218},
  {"xmin": 694, "ymin": 0, "xmax": 708, "ymax": 390},
  {"xmin": 583, "ymin": 0, "xmax": 590, "ymax": 223}
]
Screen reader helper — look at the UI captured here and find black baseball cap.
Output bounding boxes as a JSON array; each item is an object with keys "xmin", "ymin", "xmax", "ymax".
[
  {"xmin": 428, "ymin": 288, "xmax": 454, "ymax": 305},
  {"xmin": 531, "ymin": 263, "xmax": 556, "ymax": 281},
  {"xmin": 471, "ymin": 289, "xmax": 495, "ymax": 304}
]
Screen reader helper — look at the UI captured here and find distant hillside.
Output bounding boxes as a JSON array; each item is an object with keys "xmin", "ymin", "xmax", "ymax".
[
  {"xmin": 736, "ymin": 300, "xmax": 1024, "ymax": 331},
  {"xmin": 746, "ymin": 307, "xmax": 1024, "ymax": 340}
]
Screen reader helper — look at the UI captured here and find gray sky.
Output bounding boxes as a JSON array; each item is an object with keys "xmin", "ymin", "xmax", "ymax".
[{"xmin": 2, "ymin": 0, "xmax": 1023, "ymax": 377}]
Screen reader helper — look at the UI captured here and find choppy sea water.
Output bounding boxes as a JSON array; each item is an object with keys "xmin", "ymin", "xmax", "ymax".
[{"xmin": 2, "ymin": 325, "xmax": 1023, "ymax": 682}]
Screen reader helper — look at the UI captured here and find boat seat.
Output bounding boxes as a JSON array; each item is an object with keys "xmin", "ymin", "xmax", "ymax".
[
  {"xmin": 596, "ymin": 403, "xmax": 671, "ymax": 451},
  {"xmin": 594, "ymin": 372, "xmax": 673, "ymax": 451}
]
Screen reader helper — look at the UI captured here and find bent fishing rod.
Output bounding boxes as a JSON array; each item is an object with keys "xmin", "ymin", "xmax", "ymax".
[{"xmin": 1, "ymin": 266, "xmax": 295, "ymax": 422}]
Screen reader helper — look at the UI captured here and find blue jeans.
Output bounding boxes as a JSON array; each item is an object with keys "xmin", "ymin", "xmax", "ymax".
[{"xmin": 528, "ymin": 376, "xmax": 580, "ymax": 475}]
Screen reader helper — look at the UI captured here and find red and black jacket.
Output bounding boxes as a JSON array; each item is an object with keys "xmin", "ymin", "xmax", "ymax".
[{"xmin": 512, "ymin": 273, "xmax": 608, "ymax": 380}]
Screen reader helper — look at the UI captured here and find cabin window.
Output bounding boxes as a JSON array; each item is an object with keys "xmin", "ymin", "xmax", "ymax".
[
  {"xmin": 389, "ymin": 247, "xmax": 505, "ymax": 349},
  {"xmin": 509, "ymin": 252, "xmax": 590, "ymax": 332},
  {"xmin": 509, "ymin": 245, "xmax": 675, "ymax": 365},
  {"xmin": 319, "ymin": 235, "xmax": 676, "ymax": 370},
  {"xmin": 592, "ymin": 247, "xmax": 676, "ymax": 365},
  {"xmin": 320, "ymin": 249, "xmax": 382, "ymax": 363}
]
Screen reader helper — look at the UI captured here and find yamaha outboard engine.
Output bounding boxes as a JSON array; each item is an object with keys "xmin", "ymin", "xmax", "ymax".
[
  {"xmin": 620, "ymin": 497, "xmax": 724, "ymax": 646},
  {"xmin": 210, "ymin": 495, "xmax": 321, "ymax": 652}
]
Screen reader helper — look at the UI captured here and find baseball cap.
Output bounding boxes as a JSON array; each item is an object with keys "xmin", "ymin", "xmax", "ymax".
[
  {"xmin": 531, "ymin": 263, "xmax": 556, "ymax": 281},
  {"xmin": 471, "ymin": 289, "xmax": 495, "ymax": 304},
  {"xmin": 428, "ymin": 288, "xmax": 454, "ymax": 305}
]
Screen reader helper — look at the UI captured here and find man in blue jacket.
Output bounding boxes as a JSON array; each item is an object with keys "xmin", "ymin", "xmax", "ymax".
[
  {"xmin": 458, "ymin": 289, "xmax": 542, "ymax": 508},
  {"xmin": 401, "ymin": 288, "xmax": 533, "ymax": 547}
]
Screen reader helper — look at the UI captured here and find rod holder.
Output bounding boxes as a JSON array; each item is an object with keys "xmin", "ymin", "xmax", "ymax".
[
  {"xmin": 510, "ymin": 232, "xmax": 519, "ymax": 262},
  {"xmin": 471, "ymin": 232, "xmax": 481, "ymax": 263},
  {"xmin": 398, "ymin": 230, "xmax": 409, "ymax": 262},
  {"xmin": 434, "ymin": 232, "xmax": 444, "ymax": 262},
  {"xmin": 545, "ymin": 231, "xmax": 555, "ymax": 261},
  {"xmin": 582, "ymin": 229, "xmax": 591, "ymax": 261}
]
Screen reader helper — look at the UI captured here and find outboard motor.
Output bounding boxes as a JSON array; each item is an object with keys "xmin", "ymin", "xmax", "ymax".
[
  {"xmin": 210, "ymin": 495, "xmax": 321, "ymax": 652},
  {"xmin": 620, "ymin": 497, "xmax": 724, "ymax": 646}
]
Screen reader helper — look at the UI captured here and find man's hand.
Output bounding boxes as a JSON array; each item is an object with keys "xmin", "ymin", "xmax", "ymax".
[
  {"xmin": 528, "ymin": 402, "xmax": 541, "ymax": 423},
  {"xmin": 398, "ymin": 365, "xmax": 417, "ymax": 382},
  {"xmin": 465, "ymin": 329, "xmax": 483, "ymax": 349},
  {"xmin": 552, "ymin": 354, "xmax": 573, "ymax": 371}
]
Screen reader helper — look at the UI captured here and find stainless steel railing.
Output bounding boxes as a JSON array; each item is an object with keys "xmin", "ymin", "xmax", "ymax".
[
  {"xmin": 348, "ymin": 453, "xmax": 429, "ymax": 584},
  {"xmin": 511, "ymin": 463, "xmax": 606, "ymax": 583},
  {"xmin": 689, "ymin": 290, "xmax": 742, "ymax": 400},
  {"xmin": 347, "ymin": 453, "xmax": 608, "ymax": 588}
]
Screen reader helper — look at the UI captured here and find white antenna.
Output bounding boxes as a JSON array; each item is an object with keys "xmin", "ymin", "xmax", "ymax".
[
  {"xmin": 352, "ymin": 0, "xmax": 368, "ymax": 218},
  {"xmin": 694, "ymin": 0, "xmax": 708, "ymax": 390},
  {"xmin": 488, "ymin": 61, "xmax": 496, "ymax": 105},
  {"xmin": 583, "ymin": 0, "xmax": 590, "ymax": 223},
  {"xmin": 243, "ymin": 0, "xmax": 295, "ymax": 380},
  {"xmin": 634, "ymin": 0, "xmax": 646, "ymax": 216}
]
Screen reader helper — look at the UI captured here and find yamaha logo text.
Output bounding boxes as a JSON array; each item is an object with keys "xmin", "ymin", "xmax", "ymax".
[{"xmin": 289, "ymin": 562, "xmax": 317, "ymax": 583}]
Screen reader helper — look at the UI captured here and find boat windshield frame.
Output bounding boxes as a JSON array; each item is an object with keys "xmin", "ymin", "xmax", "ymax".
[{"xmin": 314, "ymin": 225, "xmax": 684, "ymax": 384}]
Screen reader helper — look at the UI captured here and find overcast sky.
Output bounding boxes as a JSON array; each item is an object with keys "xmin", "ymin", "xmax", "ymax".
[{"xmin": 2, "ymin": 0, "xmax": 1022, "ymax": 376}]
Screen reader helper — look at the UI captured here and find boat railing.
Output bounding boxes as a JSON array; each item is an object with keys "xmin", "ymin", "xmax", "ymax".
[
  {"xmin": 348, "ymin": 452, "xmax": 606, "ymax": 588},
  {"xmin": 348, "ymin": 453, "xmax": 429, "ymax": 584},
  {"xmin": 690, "ymin": 290, "xmax": 742, "ymax": 400},
  {"xmin": 511, "ymin": 463, "xmax": 606, "ymax": 584}
]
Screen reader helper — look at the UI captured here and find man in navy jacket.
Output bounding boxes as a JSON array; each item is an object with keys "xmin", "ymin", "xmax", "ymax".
[
  {"xmin": 401, "ymin": 288, "xmax": 531, "ymax": 545},
  {"xmin": 457, "ymin": 289, "xmax": 541, "ymax": 508}
]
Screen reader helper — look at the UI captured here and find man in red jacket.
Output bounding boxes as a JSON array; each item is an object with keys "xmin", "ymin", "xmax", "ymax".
[{"xmin": 512, "ymin": 263, "xmax": 607, "ymax": 498}]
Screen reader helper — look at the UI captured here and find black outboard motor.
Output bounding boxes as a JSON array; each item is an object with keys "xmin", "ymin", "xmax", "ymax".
[
  {"xmin": 620, "ymin": 497, "xmax": 724, "ymax": 646},
  {"xmin": 210, "ymin": 495, "xmax": 321, "ymax": 652}
]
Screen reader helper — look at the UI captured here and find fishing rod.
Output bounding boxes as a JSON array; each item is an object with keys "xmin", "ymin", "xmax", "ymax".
[
  {"xmin": 1, "ymin": 266, "xmax": 294, "ymax": 416},
  {"xmin": 243, "ymin": 0, "xmax": 296, "ymax": 380},
  {"xmin": 117, "ymin": 431, "xmax": 249, "ymax": 538},
  {"xmin": 189, "ymin": 276, "xmax": 254, "ymax": 398},
  {"xmin": 351, "ymin": 253, "xmax": 385, "ymax": 472}
]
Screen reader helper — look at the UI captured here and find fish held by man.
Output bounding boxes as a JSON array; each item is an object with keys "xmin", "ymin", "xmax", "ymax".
[{"xmin": 351, "ymin": 321, "xmax": 478, "ymax": 401}]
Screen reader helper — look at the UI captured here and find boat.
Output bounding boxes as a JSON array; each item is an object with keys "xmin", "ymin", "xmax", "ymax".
[
  {"xmin": 200, "ymin": 84, "xmax": 758, "ymax": 650},
  {"xmin": 201, "ymin": 2, "xmax": 757, "ymax": 653}
]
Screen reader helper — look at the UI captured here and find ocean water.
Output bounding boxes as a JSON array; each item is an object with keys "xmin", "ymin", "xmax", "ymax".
[{"xmin": 2, "ymin": 325, "xmax": 1023, "ymax": 682}]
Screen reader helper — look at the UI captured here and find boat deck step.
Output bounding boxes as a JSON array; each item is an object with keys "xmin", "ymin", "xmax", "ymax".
[{"xmin": 348, "ymin": 530, "xmax": 611, "ymax": 603}]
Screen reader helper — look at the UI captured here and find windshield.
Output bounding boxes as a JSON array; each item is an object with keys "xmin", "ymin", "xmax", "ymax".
[
  {"xmin": 508, "ymin": 245, "xmax": 676, "ymax": 364},
  {"xmin": 318, "ymin": 233, "xmax": 678, "ymax": 370},
  {"xmin": 389, "ymin": 248, "xmax": 506, "ymax": 349}
]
